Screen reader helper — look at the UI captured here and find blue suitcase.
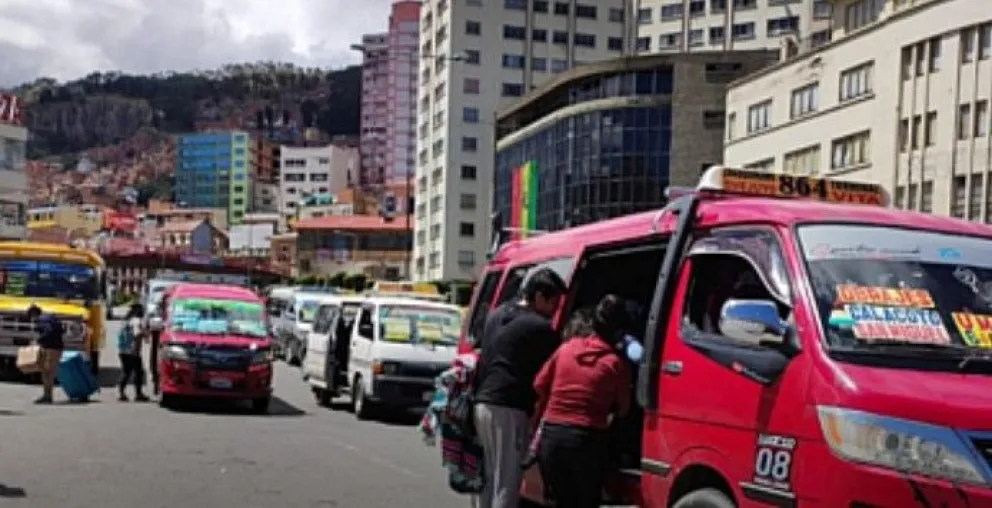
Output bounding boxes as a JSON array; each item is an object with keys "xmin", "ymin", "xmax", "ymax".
[{"xmin": 57, "ymin": 352, "xmax": 99, "ymax": 401}]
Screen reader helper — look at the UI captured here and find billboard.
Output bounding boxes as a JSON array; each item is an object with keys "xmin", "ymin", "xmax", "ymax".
[
  {"xmin": 0, "ymin": 94, "xmax": 23, "ymax": 126},
  {"xmin": 510, "ymin": 161, "xmax": 538, "ymax": 240}
]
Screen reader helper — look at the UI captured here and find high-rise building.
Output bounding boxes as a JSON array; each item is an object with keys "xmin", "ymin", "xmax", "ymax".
[
  {"xmin": 357, "ymin": 0, "xmax": 422, "ymax": 188},
  {"xmin": 634, "ymin": 0, "xmax": 833, "ymax": 55},
  {"xmin": 174, "ymin": 131, "xmax": 251, "ymax": 226},
  {"xmin": 0, "ymin": 93, "xmax": 27, "ymax": 240},
  {"xmin": 723, "ymin": 0, "xmax": 992, "ymax": 219},
  {"xmin": 413, "ymin": 0, "xmax": 634, "ymax": 282}
]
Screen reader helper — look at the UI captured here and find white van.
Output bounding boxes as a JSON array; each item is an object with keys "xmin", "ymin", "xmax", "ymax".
[
  {"xmin": 265, "ymin": 286, "xmax": 297, "ymax": 359},
  {"xmin": 304, "ymin": 296, "xmax": 364, "ymax": 405},
  {"xmin": 283, "ymin": 290, "xmax": 340, "ymax": 366},
  {"xmin": 346, "ymin": 296, "xmax": 462, "ymax": 420}
]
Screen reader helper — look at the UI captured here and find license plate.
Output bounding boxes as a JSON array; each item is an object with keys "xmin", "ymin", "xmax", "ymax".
[
  {"xmin": 209, "ymin": 377, "xmax": 233, "ymax": 389},
  {"xmin": 423, "ymin": 391, "xmax": 434, "ymax": 402}
]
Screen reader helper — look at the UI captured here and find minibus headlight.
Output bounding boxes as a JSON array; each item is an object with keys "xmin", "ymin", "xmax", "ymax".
[
  {"xmin": 163, "ymin": 344, "xmax": 190, "ymax": 361},
  {"xmin": 372, "ymin": 360, "xmax": 400, "ymax": 376},
  {"xmin": 817, "ymin": 406, "xmax": 987, "ymax": 485}
]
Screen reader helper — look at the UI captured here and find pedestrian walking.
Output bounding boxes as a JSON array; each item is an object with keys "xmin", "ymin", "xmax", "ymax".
[
  {"xmin": 532, "ymin": 294, "xmax": 634, "ymax": 508},
  {"xmin": 27, "ymin": 304, "xmax": 64, "ymax": 404},
  {"xmin": 473, "ymin": 268, "xmax": 566, "ymax": 508},
  {"xmin": 147, "ymin": 298, "xmax": 164, "ymax": 394},
  {"xmin": 118, "ymin": 303, "xmax": 149, "ymax": 402}
]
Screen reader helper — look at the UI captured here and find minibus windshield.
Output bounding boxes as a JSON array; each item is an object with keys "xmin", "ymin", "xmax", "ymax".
[{"xmin": 798, "ymin": 224, "xmax": 992, "ymax": 356}]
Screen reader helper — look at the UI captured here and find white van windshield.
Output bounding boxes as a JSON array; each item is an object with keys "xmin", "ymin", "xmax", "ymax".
[{"xmin": 378, "ymin": 305, "xmax": 462, "ymax": 345}]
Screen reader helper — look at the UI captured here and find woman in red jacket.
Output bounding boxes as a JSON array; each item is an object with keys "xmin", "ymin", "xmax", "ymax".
[{"xmin": 532, "ymin": 294, "xmax": 633, "ymax": 508}]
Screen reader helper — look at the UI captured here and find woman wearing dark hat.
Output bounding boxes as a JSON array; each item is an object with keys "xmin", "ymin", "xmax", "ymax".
[{"xmin": 532, "ymin": 294, "xmax": 634, "ymax": 508}]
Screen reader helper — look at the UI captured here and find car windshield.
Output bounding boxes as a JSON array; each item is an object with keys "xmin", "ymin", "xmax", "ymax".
[
  {"xmin": 169, "ymin": 297, "xmax": 267, "ymax": 338},
  {"xmin": 0, "ymin": 260, "xmax": 99, "ymax": 301},
  {"xmin": 798, "ymin": 224, "xmax": 992, "ymax": 354},
  {"xmin": 378, "ymin": 305, "xmax": 462, "ymax": 345},
  {"xmin": 298, "ymin": 300, "xmax": 320, "ymax": 322}
]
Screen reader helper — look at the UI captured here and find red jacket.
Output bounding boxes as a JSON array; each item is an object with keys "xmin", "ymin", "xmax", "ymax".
[{"xmin": 534, "ymin": 335, "xmax": 632, "ymax": 430}]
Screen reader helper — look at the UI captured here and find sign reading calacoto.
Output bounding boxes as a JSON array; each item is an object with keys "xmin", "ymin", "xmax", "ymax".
[{"xmin": 0, "ymin": 94, "xmax": 23, "ymax": 126}]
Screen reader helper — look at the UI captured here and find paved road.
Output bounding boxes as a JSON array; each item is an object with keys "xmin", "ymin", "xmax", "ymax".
[{"xmin": 0, "ymin": 319, "xmax": 466, "ymax": 508}]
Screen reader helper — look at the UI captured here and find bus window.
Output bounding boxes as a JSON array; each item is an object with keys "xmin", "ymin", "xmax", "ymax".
[{"xmin": 466, "ymin": 270, "xmax": 504, "ymax": 347}]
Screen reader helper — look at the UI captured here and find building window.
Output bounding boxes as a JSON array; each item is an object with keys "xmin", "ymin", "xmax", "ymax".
[
  {"xmin": 464, "ymin": 78, "xmax": 481, "ymax": 94},
  {"xmin": 711, "ymin": 0, "xmax": 727, "ymax": 12},
  {"xmin": 734, "ymin": 0, "xmax": 757, "ymax": 9},
  {"xmin": 928, "ymin": 37, "xmax": 942, "ymax": 72},
  {"xmin": 502, "ymin": 54, "xmax": 526, "ymax": 69},
  {"xmin": 463, "ymin": 107, "xmax": 480, "ymax": 123},
  {"xmin": 710, "ymin": 27, "xmax": 726, "ymax": 44},
  {"xmin": 839, "ymin": 62, "xmax": 872, "ymax": 101},
  {"xmin": 920, "ymin": 181, "xmax": 933, "ymax": 213},
  {"xmin": 783, "ymin": 145, "xmax": 821, "ymax": 175},
  {"xmin": 911, "ymin": 115, "xmax": 922, "ymax": 149},
  {"xmin": 813, "ymin": 0, "xmax": 832, "ymax": 19},
  {"xmin": 745, "ymin": 158, "xmax": 775, "ymax": 171},
  {"xmin": 608, "ymin": 37, "xmax": 624, "ymax": 51},
  {"xmin": 502, "ymin": 83, "xmax": 524, "ymax": 97},
  {"xmin": 732, "ymin": 22, "xmax": 756, "ymax": 40},
  {"xmin": 532, "ymin": 29, "xmax": 548, "ymax": 42},
  {"xmin": 790, "ymin": 83, "xmax": 819, "ymax": 119},
  {"xmin": 533, "ymin": 0, "xmax": 548, "ymax": 12},
  {"xmin": 551, "ymin": 59, "xmax": 568, "ymax": 73},
  {"xmin": 461, "ymin": 165, "xmax": 477, "ymax": 180},
  {"xmin": 661, "ymin": 4, "xmax": 683, "ymax": 20},
  {"xmin": 727, "ymin": 112, "xmax": 736, "ymax": 140},
  {"xmin": 970, "ymin": 99, "xmax": 990, "ymax": 138},
  {"xmin": 460, "ymin": 194, "xmax": 477, "ymax": 210},
  {"xmin": 574, "ymin": 33, "xmax": 596, "ymax": 47},
  {"xmin": 915, "ymin": 41, "xmax": 926, "ymax": 76},
  {"xmin": 747, "ymin": 100, "xmax": 772, "ymax": 134},
  {"xmin": 767, "ymin": 16, "xmax": 799, "ymax": 37},
  {"xmin": 552, "ymin": 31, "xmax": 568, "ymax": 44},
  {"xmin": 504, "ymin": 0, "xmax": 526, "ymax": 10},
  {"xmin": 504, "ymin": 25, "xmax": 526, "ymax": 40},
  {"xmin": 461, "ymin": 137, "xmax": 478, "ymax": 152},
  {"xmin": 636, "ymin": 37, "xmax": 651, "ymax": 52},
  {"xmin": 898, "ymin": 118, "xmax": 909, "ymax": 152},
  {"xmin": 458, "ymin": 250, "xmax": 476, "ymax": 267},
  {"xmin": 831, "ymin": 131, "xmax": 871, "ymax": 170},
  {"xmin": 575, "ymin": 4, "xmax": 597, "ymax": 19},
  {"xmin": 688, "ymin": 29, "xmax": 704, "ymax": 46},
  {"xmin": 980, "ymin": 24, "xmax": 992, "ymax": 60},
  {"xmin": 845, "ymin": 0, "xmax": 882, "ymax": 32},
  {"xmin": 970, "ymin": 175, "xmax": 984, "ymax": 221},
  {"xmin": 466, "ymin": 21, "xmax": 481, "ymax": 35},
  {"xmin": 464, "ymin": 49, "xmax": 481, "ymax": 65},
  {"xmin": 637, "ymin": 7, "xmax": 652, "ymax": 23},
  {"xmin": 959, "ymin": 104, "xmax": 972, "ymax": 140},
  {"xmin": 553, "ymin": 2, "xmax": 569, "ymax": 15},
  {"xmin": 532, "ymin": 58, "xmax": 547, "ymax": 71},
  {"xmin": 608, "ymin": 7, "xmax": 625, "ymax": 22},
  {"xmin": 952, "ymin": 176, "xmax": 966, "ymax": 218},
  {"xmin": 901, "ymin": 46, "xmax": 913, "ymax": 80},
  {"xmin": 660, "ymin": 33, "xmax": 682, "ymax": 49},
  {"xmin": 459, "ymin": 222, "xmax": 475, "ymax": 237},
  {"xmin": 703, "ymin": 110, "xmax": 725, "ymax": 130},
  {"xmin": 963, "ymin": 28, "xmax": 976, "ymax": 63},
  {"xmin": 925, "ymin": 111, "xmax": 937, "ymax": 147}
]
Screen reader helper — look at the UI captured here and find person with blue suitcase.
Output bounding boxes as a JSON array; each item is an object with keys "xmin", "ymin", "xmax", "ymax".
[
  {"xmin": 27, "ymin": 304, "xmax": 64, "ymax": 404},
  {"xmin": 117, "ymin": 304, "xmax": 149, "ymax": 402}
]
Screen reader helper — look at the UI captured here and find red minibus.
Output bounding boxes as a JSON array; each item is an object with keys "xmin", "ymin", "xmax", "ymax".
[{"xmin": 459, "ymin": 166, "xmax": 992, "ymax": 507}]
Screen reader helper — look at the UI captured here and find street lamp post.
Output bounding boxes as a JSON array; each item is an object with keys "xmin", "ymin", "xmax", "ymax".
[{"xmin": 349, "ymin": 43, "xmax": 465, "ymax": 280}]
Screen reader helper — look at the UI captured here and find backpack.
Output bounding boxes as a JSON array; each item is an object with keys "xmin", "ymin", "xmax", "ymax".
[
  {"xmin": 445, "ymin": 353, "xmax": 479, "ymax": 437},
  {"xmin": 117, "ymin": 323, "xmax": 135, "ymax": 353}
]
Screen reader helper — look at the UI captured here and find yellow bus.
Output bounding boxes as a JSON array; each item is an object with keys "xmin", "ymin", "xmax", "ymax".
[{"xmin": 0, "ymin": 242, "xmax": 107, "ymax": 376}]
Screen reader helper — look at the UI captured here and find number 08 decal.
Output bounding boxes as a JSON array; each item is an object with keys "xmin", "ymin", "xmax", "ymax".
[{"xmin": 752, "ymin": 434, "xmax": 797, "ymax": 492}]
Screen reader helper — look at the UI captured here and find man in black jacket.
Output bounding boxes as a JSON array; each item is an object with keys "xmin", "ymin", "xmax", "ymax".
[
  {"xmin": 27, "ymin": 304, "xmax": 64, "ymax": 404},
  {"xmin": 473, "ymin": 268, "xmax": 565, "ymax": 508}
]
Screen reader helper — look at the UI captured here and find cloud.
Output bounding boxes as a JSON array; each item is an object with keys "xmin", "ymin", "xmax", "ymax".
[{"xmin": 0, "ymin": 0, "xmax": 392, "ymax": 87}]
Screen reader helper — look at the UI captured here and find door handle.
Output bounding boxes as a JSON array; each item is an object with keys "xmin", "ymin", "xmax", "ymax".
[{"xmin": 661, "ymin": 360, "xmax": 683, "ymax": 376}]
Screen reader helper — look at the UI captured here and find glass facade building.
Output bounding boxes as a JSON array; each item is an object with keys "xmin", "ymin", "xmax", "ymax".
[
  {"xmin": 495, "ymin": 67, "xmax": 675, "ymax": 232},
  {"xmin": 175, "ymin": 131, "xmax": 251, "ymax": 225}
]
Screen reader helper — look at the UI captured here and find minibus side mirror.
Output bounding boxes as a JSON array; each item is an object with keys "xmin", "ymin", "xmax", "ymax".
[{"xmin": 719, "ymin": 299, "xmax": 788, "ymax": 347}]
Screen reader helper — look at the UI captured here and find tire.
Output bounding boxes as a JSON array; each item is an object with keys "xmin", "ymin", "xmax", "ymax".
[
  {"xmin": 89, "ymin": 351, "xmax": 100, "ymax": 377},
  {"xmin": 251, "ymin": 397, "xmax": 271, "ymax": 414},
  {"xmin": 672, "ymin": 488, "xmax": 736, "ymax": 508},
  {"xmin": 159, "ymin": 394, "xmax": 177, "ymax": 409},
  {"xmin": 352, "ymin": 377, "xmax": 374, "ymax": 420}
]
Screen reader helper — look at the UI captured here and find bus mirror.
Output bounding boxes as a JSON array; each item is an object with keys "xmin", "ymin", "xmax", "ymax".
[{"xmin": 719, "ymin": 299, "xmax": 787, "ymax": 346}]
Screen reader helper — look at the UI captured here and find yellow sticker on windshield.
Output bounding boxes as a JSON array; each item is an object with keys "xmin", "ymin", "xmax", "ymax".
[
  {"xmin": 382, "ymin": 318, "xmax": 412, "ymax": 342},
  {"xmin": 951, "ymin": 313, "xmax": 992, "ymax": 348},
  {"xmin": 418, "ymin": 322, "xmax": 443, "ymax": 341},
  {"xmin": 836, "ymin": 284, "xmax": 934, "ymax": 309}
]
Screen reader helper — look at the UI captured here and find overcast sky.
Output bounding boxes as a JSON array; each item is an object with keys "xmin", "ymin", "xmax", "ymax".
[{"xmin": 0, "ymin": 0, "xmax": 393, "ymax": 87}]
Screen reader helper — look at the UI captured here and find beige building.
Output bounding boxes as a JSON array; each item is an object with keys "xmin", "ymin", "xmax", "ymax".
[
  {"xmin": 0, "ymin": 122, "xmax": 28, "ymax": 240},
  {"xmin": 634, "ymin": 0, "xmax": 832, "ymax": 55},
  {"xmin": 724, "ymin": 0, "xmax": 992, "ymax": 219}
]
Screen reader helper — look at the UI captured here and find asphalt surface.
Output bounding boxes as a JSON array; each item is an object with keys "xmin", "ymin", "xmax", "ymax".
[{"xmin": 0, "ymin": 316, "xmax": 466, "ymax": 508}]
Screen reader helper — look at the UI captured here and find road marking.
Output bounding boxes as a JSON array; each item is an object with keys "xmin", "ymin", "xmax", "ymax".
[{"xmin": 337, "ymin": 442, "xmax": 420, "ymax": 478}]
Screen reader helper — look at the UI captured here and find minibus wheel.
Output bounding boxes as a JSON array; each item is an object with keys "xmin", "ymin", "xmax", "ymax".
[{"xmin": 672, "ymin": 488, "xmax": 735, "ymax": 508}]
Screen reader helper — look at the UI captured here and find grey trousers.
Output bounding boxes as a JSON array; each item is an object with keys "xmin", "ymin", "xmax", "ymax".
[{"xmin": 474, "ymin": 403, "xmax": 530, "ymax": 508}]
